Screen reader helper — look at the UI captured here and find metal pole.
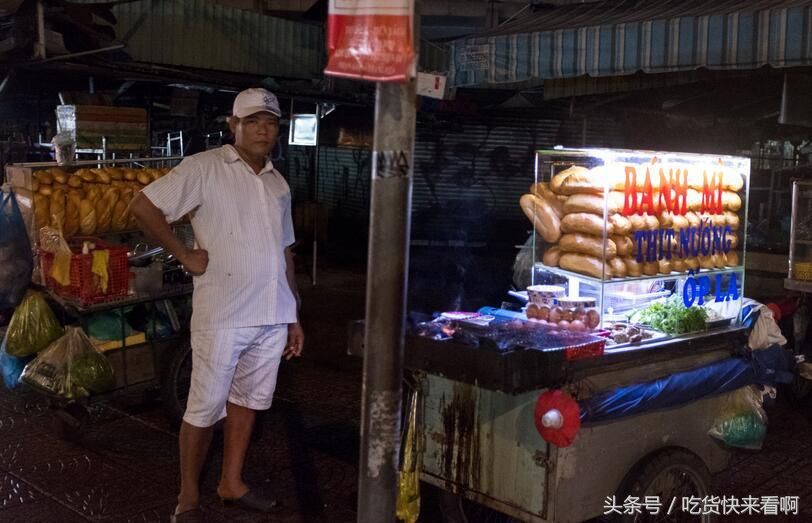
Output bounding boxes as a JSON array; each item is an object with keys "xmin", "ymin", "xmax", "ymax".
[
  {"xmin": 35, "ymin": 0, "xmax": 46, "ymax": 60},
  {"xmin": 312, "ymin": 104, "xmax": 321, "ymax": 286},
  {"xmin": 357, "ymin": 46, "xmax": 417, "ymax": 523}
]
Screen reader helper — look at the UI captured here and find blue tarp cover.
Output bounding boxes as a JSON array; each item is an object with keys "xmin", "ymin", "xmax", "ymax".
[{"xmin": 580, "ymin": 345, "xmax": 792, "ymax": 423}]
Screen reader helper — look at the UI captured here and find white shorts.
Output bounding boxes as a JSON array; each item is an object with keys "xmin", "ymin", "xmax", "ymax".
[{"xmin": 183, "ymin": 325, "xmax": 287, "ymax": 428}]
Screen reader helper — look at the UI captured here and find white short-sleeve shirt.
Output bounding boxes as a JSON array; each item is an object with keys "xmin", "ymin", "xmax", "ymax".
[{"xmin": 142, "ymin": 145, "xmax": 297, "ymax": 331}]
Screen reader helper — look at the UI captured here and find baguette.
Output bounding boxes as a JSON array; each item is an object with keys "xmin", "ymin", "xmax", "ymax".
[
  {"xmin": 124, "ymin": 169, "xmax": 137, "ymax": 181},
  {"xmin": 657, "ymin": 211, "xmax": 674, "ymax": 228},
  {"xmin": 725, "ymin": 251, "xmax": 740, "ymax": 266},
  {"xmin": 542, "ymin": 246, "xmax": 562, "ymax": 267},
  {"xmin": 39, "ymin": 185, "xmax": 53, "ymax": 196},
  {"xmin": 64, "ymin": 195, "xmax": 80, "ymax": 237},
  {"xmin": 95, "ymin": 169, "xmax": 112, "ymax": 184},
  {"xmin": 724, "ymin": 170, "xmax": 744, "ymax": 191},
  {"xmin": 559, "ymin": 252, "xmax": 607, "ymax": 279},
  {"xmin": 561, "ymin": 212, "xmax": 613, "ymax": 237},
  {"xmin": 67, "ymin": 175, "xmax": 83, "ymax": 188},
  {"xmin": 34, "ymin": 194, "xmax": 50, "ymax": 231},
  {"xmin": 96, "ymin": 198, "xmax": 113, "ymax": 233},
  {"xmin": 608, "ymin": 257, "xmax": 627, "ymax": 278},
  {"xmin": 723, "ymin": 191, "xmax": 742, "ymax": 211},
  {"xmin": 51, "ymin": 168, "xmax": 68, "ymax": 184},
  {"xmin": 698, "ymin": 255, "xmax": 715, "ymax": 269},
  {"xmin": 725, "ymin": 211, "xmax": 740, "ymax": 230},
  {"xmin": 623, "ymin": 256, "xmax": 643, "ymax": 277},
  {"xmin": 79, "ymin": 199, "xmax": 97, "ymax": 235},
  {"xmin": 608, "ymin": 214, "xmax": 632, "ymax": 235},
  {"xmin": 530, "ymin": 182, "xmax": 564, "ymax": 218},
  {"xmin": 672, "ymin": 214, "xmax": 690, "ymax": 231},
  {"xmin": 563, "ymin": 192, "xmax": 625, "ymax": 215},
  {"xmin": 136, "ymin": 171, "xmax": 152, "ymax": 186},
  {"xmin": 658, "ymin": 259, "xmax": 672, "ymax": 274},
  {"xmin": 49, "ymin": 192, "xmax": 66, "ymax": 229},
  {"xmin": 555, "ymin": 166, "xmax": 605, "ymax": 195},
  {"xmin": 643, "ymin": 261, "xmax": 659, "ymax": 276},
  {"xmin": 685, "ymin": 257, "xmax": 700, "ymax": 271},
  {"xmin": 112, "ymin": 200, "xmax": 128, "ymax": 231},
  {"xmin": 671, "ymin": 258, "xmax": 687, "ymax": 272},
  {"xmin": 34, "ymin": 170, "xmax": 54, "ymax": 185},
  {"xmin": 610, "ymin": 235, "xmax": 634, "ymax": 256},
  {"xmin": 519, "ymin": 193, "xmax": 562, "ymax": 243},
  {"xmin": 77, "ymin": 169, "xmax": 97, "ymax": 183},
  {"xmin": 629, "ymin": 215, "xmax": 647, "ymax": 232},
  {"xmin": 559, "ymin": 233, "xmax": 617, "ymax": 259},
  {"xmin": 550, "ymin": 165, "xmax": 587, "ymax": 194}
]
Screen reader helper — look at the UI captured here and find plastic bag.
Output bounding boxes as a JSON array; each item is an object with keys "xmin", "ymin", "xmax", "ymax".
[
  {"xmin": 38, "ymin": 225, "xmax": 72, "ymax": 287},
  {"xmin": 0, "ymin": 331, "xmax": 33, "ymax": 390},
  {"xmin": 6, "ymin": 290, "xmax": 63, "ymax": 357},
  {"xmin": 20, "ymin": 326, "xmax": 114, "ymax": 399},
  {"xmin": 0, "ymin": 189, "xmax": 34, "ymax": 309},
  {"xmin": 396, "ymin": 390, "xmax": 421, "ymax": 523},
  {"xmin": 87, "ymin": 310, "xmax": 132, "ymax": 341},
  {"xmin": 708, "ymin": 386, "xmax": 767, "ymax": 450}
]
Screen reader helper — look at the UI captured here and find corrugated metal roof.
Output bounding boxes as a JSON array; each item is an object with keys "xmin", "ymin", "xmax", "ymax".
[
  {"xmin": 77, "ymin": 0, "xmax": 324, "ymax": 79},
  {"xmin": 479, "ymin": 0, "xmax": 811, "ymax": 37},
  {"xmin": 450, "ymin": 0, "xmax": 812, "ymax": 86}
]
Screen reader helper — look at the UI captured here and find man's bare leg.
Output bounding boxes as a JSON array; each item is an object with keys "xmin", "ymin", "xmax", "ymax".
[
  {"xmin": 177, "ymin": 422, "xmax": 214, "ymax": 513},
  {"xmin": 216, "ymin": 401, "xmax": 255, "ymax": 499}
]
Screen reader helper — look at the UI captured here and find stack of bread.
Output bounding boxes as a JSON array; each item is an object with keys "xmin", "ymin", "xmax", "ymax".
[
  {"xmin": 520, "ymin": 164, "xmax": 744, "ymax": 279},
  {"xmin": 31, "ymin": 166, "xmax": 170, "ymax": 237}
]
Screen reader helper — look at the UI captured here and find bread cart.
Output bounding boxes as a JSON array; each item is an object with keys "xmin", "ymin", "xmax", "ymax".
[
  {"xmin": 6, "ymin": 158, "xmax": 195, "ymax": 439},
  {"xmin": 783, "ymin": 179, "xmax": 812, "ymax": 403},
  {"xmin": 352, "ymin": 147, "xmax": 787, "ymax": 522}
]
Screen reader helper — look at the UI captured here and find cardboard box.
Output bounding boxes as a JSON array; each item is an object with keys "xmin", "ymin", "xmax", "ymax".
[{"xmin": 56, "ymin": 105, "xmax": 148, "ymax": 152}]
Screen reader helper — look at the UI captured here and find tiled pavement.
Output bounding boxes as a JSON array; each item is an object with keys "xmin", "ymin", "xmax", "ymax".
[{"xmin": 1, "ymin": 268, "xmax": 811, "ymax": 522}]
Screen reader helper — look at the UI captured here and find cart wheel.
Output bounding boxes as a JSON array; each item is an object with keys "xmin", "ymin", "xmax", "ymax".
[
  {"xmin": 428, "ymin": 485, "xmax": 519, "ymax": 523},
  {"xmin": 161, "ymin": 340, "xmax": 193, "ymax": 427},
  {"xmin": 782, "ymin": 373, "xmax": 812, "ymax": 408},
  {"xmin": 52, "ymin": 403, "xmax": 89, "ymax": 442},
  {"xmin": 615, "ymin": 448, "xmax": 713, "ymax": 523}
]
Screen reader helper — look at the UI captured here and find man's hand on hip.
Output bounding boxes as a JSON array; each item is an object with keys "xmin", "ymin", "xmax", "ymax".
[
  {"xmin": 179, "ymin": 248, "xmax": 209, "ymax": 276},
  {"xmin": 284, "ymin": 322, "xmax": 304, "ymax": 360}
]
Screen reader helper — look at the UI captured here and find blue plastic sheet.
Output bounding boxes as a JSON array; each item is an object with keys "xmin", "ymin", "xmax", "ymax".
[
  {"xmin": 0, "ymin": 190, "xmax": 33, "ymax": 309},
  {"xmin": 0, "ymin": 333, "xmax": 32, "ymax": 390},
  {"xmin": 580, "ymin": 345, "xmax": 791, "ymax": 423}
]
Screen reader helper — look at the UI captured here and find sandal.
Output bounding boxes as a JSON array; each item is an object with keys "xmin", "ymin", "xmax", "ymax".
[
  {"xmin": 220, "ymin": 489, "xmax": 278, "ymax": 513},
  {"xmin": 170, "ymin": 507, "xmax": 203, "ymax": 522}
]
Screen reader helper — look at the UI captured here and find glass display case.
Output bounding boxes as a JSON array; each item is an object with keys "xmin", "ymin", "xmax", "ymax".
[
  {"xmin": 527, "ymin": 148, "xmax": 750, "ymax": 348},
  {"xmin": 787, "ymin": 180, "xmax": 812, "ymax": 289}
]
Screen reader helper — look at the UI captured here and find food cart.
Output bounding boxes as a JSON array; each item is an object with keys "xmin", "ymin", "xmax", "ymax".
[
  {"xmin": 783, "ymin": 179, "xmax": 812, "ymax": 402},
  {"xmin": 352, "ymin": 147, "xmax": 782, "ymax": 522},
  {"xmin": 5, "ymin": 158, "xmax": 194, "ymax": 438}
]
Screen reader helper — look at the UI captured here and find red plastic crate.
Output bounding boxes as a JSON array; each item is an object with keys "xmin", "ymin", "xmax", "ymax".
[{"xmin": 39, "ymin": 236, "xmax": 131, "ymax": 305}]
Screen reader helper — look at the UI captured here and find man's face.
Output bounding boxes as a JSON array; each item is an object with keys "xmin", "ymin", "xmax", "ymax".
[{"xmin": 231, "ymin": 111, "xmax": 279, "ymax": 157}]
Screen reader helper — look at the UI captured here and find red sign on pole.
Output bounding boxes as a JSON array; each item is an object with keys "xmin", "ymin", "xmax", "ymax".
[{"xmin": 325, "ymin": 0, "xmax": 415, "ymax": 83}]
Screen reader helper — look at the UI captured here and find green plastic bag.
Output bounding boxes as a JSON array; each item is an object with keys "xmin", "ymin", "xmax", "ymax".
[
  {"xmin": 20, "ymin": 327, "xmax": 114, "ymax": 399},
  {"xmin": 87, "ymin": 310, "xmax": 132, "ymax": 341},
  {"xmin": 6, "ymin": 291, "xmax": 63, "ymax": 357},
  {"xmin": 708, "ymin": 386, "xmax": 767, "ymax": 450}
]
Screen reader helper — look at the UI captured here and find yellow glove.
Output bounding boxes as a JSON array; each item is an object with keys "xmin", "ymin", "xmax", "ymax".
[{"xmin": 91, "ymin": 249, "xmax": 110, "ymax": 293}]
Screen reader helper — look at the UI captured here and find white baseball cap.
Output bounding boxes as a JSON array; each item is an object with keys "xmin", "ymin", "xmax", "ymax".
[{"xmin": 232, "ymin": 88, "xmax": 281, "ymax": 118}]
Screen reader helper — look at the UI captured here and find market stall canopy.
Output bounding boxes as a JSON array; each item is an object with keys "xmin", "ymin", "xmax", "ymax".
[{"xmin": 449, "ymin": 0, "xmax": 812, "ymax": 88}]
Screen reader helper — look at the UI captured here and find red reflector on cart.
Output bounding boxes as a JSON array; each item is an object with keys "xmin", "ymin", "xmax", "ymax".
[{"xmin": 564, "ymin": 340, "xmax": 605, "ymax": 361}]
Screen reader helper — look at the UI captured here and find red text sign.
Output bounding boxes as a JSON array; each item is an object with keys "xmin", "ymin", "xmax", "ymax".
[
  {"xmin": 325, "ymin": 0, "xmax": 415, "ymax": 83},
  {"xmin": 621, "ymin": 166, "xmax": 725, "ymax": 216}
]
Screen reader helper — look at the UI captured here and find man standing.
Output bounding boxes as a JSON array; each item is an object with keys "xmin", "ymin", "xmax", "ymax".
[{"xmin": 130, "ymin": 88, "xmax": 304, "ymax": 522}]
